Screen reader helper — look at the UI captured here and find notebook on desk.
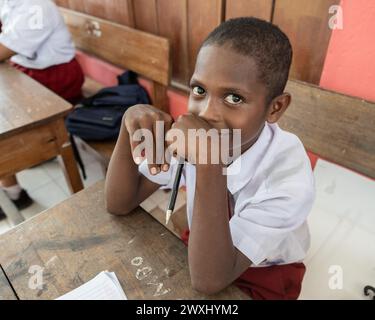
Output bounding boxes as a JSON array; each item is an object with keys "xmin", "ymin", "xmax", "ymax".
[{"xmin": 56, "ymin": 271, "xmax": 127, "ymax": 300}]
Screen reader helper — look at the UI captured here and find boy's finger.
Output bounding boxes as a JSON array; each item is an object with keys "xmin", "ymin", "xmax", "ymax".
[
  {"xmin": 148, "ymin": 120, "xmax": 161, "ymax": 175},
  {"xmin": 127, "ymin": 124, "xmax": 144, "ymax": 164},
  {"xmin": 162, "ymin": 120, "xmax": 173, "ymax": 172}
]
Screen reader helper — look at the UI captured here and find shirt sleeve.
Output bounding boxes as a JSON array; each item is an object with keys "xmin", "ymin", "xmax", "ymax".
[
  {"xmin": 0, "ymin": 2, "xmax": 57, "ymax": 59},
  {"xmin": 229, "ymin": 182, "xmax": 315, "ymax": 265},
  {"xmin": 138, "ymin": 157, "xmax": 186, "ymax": 189}
]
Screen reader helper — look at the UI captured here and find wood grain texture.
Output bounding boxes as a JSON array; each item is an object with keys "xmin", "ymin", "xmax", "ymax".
[
  {"xmin": 0, "ymin": 64, "xmax": 72, "ymax": 140},
  {"xmin": 273, "ymin": 0, "xmax": 340, "ymax": 84},
  {"xmin": 86, "ymin": 0, "xmax": 135, "ymax": 27},
  {"xmin": 280, "ymin": 80, "xmax": 375, "ymax": 178},
  {"xmin": 0, "ymin": 122, "xmax": 60, "ymax": 177},
  {"xmin": 0, "ymin": 267, "xmax": 17, "ymax": 300},
  {"xmin": 0, "ymin": 181, "xmax": 248, "ymax": 300},
  {"xmin": 133, "ymin": 0, "xmax": 159, "ymax": 34},
  {"xmin": 225, "ymin": 0, "xmax": 273, "ymax": 21},
  {"xmin": 60, "ymin": 8, "xmax": 171, "ymax": 86},
  {"xmin": 156, "ymin": 0, "xmax": 189, "ymax": 85},
  {"xmin": 187, "ymin": 0, "xmax": 223, "ymax": 79}
]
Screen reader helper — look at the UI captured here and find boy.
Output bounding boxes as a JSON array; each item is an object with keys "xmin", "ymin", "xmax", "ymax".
[
  {"xmin": 105, "ymin": 18, "xmax": 315, "ymax": 300},
  {"xmin": 0, "ymin": 0, "xmax": 84, "ymax": 215}
]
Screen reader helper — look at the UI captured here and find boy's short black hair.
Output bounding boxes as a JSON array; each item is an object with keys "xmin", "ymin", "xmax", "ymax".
[{"xmin": 202, "ymin": 17, "xmax": 293, "ymax": 105}]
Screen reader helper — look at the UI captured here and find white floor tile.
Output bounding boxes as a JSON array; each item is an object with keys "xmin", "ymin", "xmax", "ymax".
[
  {"xmin": 42, "ymin": 158, "xmax": 65, "ymax": 180},
  {"xmin": 82, "ymin": 161, "xmax": 105, "ymax": 188},
  {"xmin": 20, "ymin": 201, "xmax": 49, "ymax": 220},
  {"xmin": 16, "ymin": 165, "xmax": 53, "ymax": 191},
  {"xmin": 27, "ymin": 181, "xmax": 69, "ymax": 214},
  {"xmin": 55, "ymin": 176, "xmax": 71, "ymax": 196},
  {"xmin": 305, "ymin": 204, "xmax": 341, "ymax": 263},
  {"xmin": 301, "ymin": 159, "xmax": 375, "ymax": 300},
  {"xmin": 74, "ymin": 137, "xmax": 102, "ymax": 166},
  {"xmin": 312, "ymin": 160, "xmax": 375, "ymax": 224},
  {"xmin": 301, "ymin": 221, "xmax": 375, "ymax": 300},
  {"xmin": 55, "ymin": 160, "xmax": 105, "ymax": 194},
  {"xmin": 0, "ymin": 219, "xmax": 10, "ymax": 235}
]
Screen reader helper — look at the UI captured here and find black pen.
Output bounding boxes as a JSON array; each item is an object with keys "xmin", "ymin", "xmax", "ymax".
[{"xmin": 166, "ymin": 162, "xmax": 184, "ymax": 224}]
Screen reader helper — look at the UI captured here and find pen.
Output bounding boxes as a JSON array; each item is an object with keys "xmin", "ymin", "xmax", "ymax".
[{"xmin": 166, "ymin": 162, "xmax": 184, "ymax": 224}]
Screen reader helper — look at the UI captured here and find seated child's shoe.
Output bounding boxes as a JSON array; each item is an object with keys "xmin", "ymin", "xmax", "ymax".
[
  {"xmin": 0, "ymin": 207, "xmax": 6, "ymax": 220},
  {"xmin": 11, "ymin": 189, "xmax": 33, "ymax": 210}
]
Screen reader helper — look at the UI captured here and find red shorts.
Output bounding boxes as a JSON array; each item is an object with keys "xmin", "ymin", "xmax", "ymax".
[
  {"xmin": 181, "ymin": 229, "xmax": 305, "ymax": 300},
  {"xmin": 11, "ymin": 58, "xmax": 84, "ymax": 104}
]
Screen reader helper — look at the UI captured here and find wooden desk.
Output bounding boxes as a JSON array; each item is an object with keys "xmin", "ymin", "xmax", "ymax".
[
  {"xmin": 0, "ymin": 181, "xmax": 248, "ymax": 300},
  {"xmin": 0, "ymin": 63, "xmax": 83, "ymax": 222},
  {"xmin": 0, "ymin": 267, "xmax": 17, "ymax": 300}
]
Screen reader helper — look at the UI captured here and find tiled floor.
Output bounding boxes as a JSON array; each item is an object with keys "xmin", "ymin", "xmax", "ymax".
[
  {"xmin": 0, "ymin": 138, "xmax": 105, "ymax": 233},
  {"xmin": 299, "ymin": 159, "xmax": 375, "ymax": 300}
]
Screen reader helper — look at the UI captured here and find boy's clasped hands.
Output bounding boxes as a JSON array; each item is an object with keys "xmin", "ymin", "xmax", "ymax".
[{"xmin": 123, "ymin": 104, "xmax": 233, "ymax": 175}]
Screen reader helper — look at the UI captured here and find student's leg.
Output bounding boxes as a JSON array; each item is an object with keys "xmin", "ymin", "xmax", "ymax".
[
  {"xmin": 0, "ymin": 175, "xmax": 33, "ymax": 209},
  {"xmin": 0, "ymin": 175, "xmax": 18, "ymax": 187},
  {"xmin": 11, "ymin": 58, "xmax": 85, "ymax": 103}
]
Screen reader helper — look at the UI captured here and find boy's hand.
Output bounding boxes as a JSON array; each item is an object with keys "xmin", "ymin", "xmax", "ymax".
[
  {"xmin": 124, "ymin": 104, "xmax": 173, "ymax": 175},
  {"xmin": 166, "ymin": 113, "xmax": 221, "ymax": 165}
]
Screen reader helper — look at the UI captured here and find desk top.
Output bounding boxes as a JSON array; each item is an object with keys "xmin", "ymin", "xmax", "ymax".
[
  {"xmin": 0, "ymin": 63, "xmax": 72, "ymax": 140},
  {"xmin": 0, "ymin": 181, "xmax": 248, "ymax": 300},
  {"xmin": 0, "ymin": 267, "xmax": 17, "ymax": 300}
]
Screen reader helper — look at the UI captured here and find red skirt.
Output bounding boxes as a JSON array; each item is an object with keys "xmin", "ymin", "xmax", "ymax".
[
  {"xmin": 181, "ymin": 229, "xmax": 306, "ymax": 300},
  {"xmin": 11, "ymin": 58, "xmax": 84, "ymax": 104}
]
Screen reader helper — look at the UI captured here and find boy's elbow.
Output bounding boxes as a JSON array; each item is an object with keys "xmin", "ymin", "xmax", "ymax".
[
  {"xmin": 105, "ymin": 198, "xmax": 134, "ymax": 216},
  {"xmin": 191, "ymin": 277, "xmax": 226, "ymax": 296}
]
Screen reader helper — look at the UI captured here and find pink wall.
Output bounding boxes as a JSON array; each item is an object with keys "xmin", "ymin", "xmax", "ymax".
[{"xmin": 320, "ymin": 0, "xmax": 375, "ymax": 102}]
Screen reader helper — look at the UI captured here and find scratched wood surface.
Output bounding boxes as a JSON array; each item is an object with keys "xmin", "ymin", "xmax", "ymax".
[
  {"xmin": 0, "ymin": 64, "xmax": 72, "ymax": 140},
  {"xmin": 0, "ymin": 181, "xmax": 248, "ymax": 300},
  {"xmin": 0, "ymin": 267, "xmax": 17, "ymax": 300}
]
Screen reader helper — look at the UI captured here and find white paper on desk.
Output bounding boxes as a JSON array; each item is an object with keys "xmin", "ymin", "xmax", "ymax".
[{"xmin": 56, "ymin": 271, "xmax": 127, "ymax": 300}]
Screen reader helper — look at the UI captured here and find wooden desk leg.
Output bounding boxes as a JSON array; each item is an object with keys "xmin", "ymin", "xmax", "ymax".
[
  {"xmin": 58, "ymin": 142, "xmax": 84, "ymax": 194},
  {"xmin": 0, "ymin": 189, "xmax": 24, "ymax": 226},
  {"xmin": 54, "ymin": 119, "xmax": 84, "ymax": 194}
]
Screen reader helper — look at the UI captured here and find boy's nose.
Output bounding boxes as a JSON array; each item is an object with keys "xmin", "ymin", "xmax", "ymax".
[{"xmin": 198, "ymin": 97, "xmax": 222, "ymax": 123}]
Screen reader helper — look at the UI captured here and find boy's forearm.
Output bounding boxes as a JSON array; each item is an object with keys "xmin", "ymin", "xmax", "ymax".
[
  {"xmin": 188, "ymin": 164, "xmax": 238, "ymax": 294},
  {"xmin": 105, "ymin": 123, "xmax": 142, "ymax": 214},
  {"xmin": 0, "ymin": 43, "xmax": 15, "ymax": 62}
]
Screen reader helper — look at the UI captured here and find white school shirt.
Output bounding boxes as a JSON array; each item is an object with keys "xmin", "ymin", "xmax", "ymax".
[
  {"xmin": 139, "ymin": 122, "xmax": 315, "ymax": 267},
  {"xmin": 0, "ymin": 0, "xmax": 75, "ymax": 69}
]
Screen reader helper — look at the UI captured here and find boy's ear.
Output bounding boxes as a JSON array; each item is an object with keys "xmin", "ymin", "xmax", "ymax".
[{"xmin": 266, "ymin": 93, "xmax": 291, "ymax": 123}]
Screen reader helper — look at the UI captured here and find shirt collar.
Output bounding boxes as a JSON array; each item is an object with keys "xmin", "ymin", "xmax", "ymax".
[{"xmin": 226, "ymin": 122, "xmax": 273, "ymax": 194}]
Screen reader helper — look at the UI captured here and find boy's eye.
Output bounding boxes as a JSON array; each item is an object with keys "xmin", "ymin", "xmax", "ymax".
[
  {"xmin": 192, "ymin": 86, "xmax": 206, "ymax": 96},
  {"xmin": 224, "ymin": 94, "xmax": 243, "ymax": 105}
]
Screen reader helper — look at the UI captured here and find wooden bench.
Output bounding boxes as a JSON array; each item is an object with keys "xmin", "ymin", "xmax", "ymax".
[
  {"xmin": 279, "ymin": 80, "xmax": 375, "ymax": 179},
  {"xmin": 0, "ymin": 63, "xmax": 84, "ymax": 225},
  {"xmin": 60, "ymin": 8, "xmax": 171, "ymax": 165},
  {"xmin": 0, "ymin": 181, "xmax": 248, "ymax": 300}
]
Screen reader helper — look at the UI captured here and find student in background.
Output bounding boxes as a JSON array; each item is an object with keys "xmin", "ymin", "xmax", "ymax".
[{"xmin": 0, "ymin": 0, "xmax": 84, "ymax": 216}]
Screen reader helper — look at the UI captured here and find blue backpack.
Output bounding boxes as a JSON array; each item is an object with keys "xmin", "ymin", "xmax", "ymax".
[{"xmin": 66, "ymin": 71, "xmax": 150, "ymax": 141}]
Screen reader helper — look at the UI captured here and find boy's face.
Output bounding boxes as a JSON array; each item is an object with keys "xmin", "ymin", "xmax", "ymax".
[{"xmin": 188, "ymin": 44, "xmax": 271, "ymax": 151}]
